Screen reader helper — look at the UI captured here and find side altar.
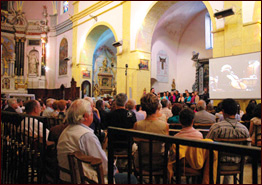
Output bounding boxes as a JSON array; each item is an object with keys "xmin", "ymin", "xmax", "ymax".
[{"xmin": 93, "ymin": 58, "xmax": 116, "ymax": 98}]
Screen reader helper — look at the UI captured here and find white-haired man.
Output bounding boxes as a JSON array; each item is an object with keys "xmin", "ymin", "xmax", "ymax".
[
  {"xmin": 42, "ymin": 98, "xmax": 55, "ymax": 117},
  {"xmin": 57, "ymin": 99, "xmax": 107, "ymax": 183},
  {"xmin": 194, "ymin": 100, "xmax": 216, "ymax": 124}
]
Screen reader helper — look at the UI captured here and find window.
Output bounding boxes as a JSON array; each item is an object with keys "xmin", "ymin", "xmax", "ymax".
[
  {"xmin": 205, "ymin": 13, "xmax": 213, "ymax": 49},
  {"xmin": 63, "ymin": 1, "xmax": 69, "ymax": 13}
]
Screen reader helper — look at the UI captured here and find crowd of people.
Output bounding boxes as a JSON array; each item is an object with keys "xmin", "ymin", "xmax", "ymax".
[{"xmin": 1, "ymin": 90, "xmax": 261, "ymax": 184}]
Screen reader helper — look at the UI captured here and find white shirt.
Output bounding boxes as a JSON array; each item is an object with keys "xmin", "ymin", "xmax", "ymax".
[{"xmin": 20, "ymin": 117, "xmax": 49, "ymax": 141}]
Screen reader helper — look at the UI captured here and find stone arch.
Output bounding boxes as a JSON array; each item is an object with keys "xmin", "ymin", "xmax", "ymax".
[
  {"xmin": 79, "ymin": 22, "xmax": 118, "ymax": 96},
  {"xmin": 135, "ymin": 1, "xmax": 216, "ymax": 53}
]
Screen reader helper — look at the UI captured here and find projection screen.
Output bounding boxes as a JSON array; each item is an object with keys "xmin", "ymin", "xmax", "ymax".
[{"xmin": 209, "ymin": 52, "xmax": 261, "ymax": 99}]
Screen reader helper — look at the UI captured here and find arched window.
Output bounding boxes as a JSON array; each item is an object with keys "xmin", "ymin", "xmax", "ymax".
[
  {"xmin": 59, "ymin": 38, "xmax": 68, "ymax": 76},
  {"xmin": 205, "ymin": 13, "xmax": 213, "ymax": 49},
  {"xmin": 63, "ymin": 1, "xmax": 69, "ymax": 13}
]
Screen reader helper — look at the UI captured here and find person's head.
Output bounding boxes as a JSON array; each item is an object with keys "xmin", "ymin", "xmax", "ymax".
[
  {"xmin": 190, "ymin": 104, "xmax": 196, "ymax": 111},
  {"xmin": 180, "ymin": 93, "xmax": 183, "ymax": 97},
  {"xmin": 196, "ymin": 100, "xmax": 206, "ymax": 111},
  {"xmin": 115, "ymin": 93, "xmax": 128, "ymax": 107},
  {"xmin": 175, "ymin": 90, "xmax": 179, "ymax": 95},
  {"xmin": 57, "ymin": 100, "xmax": 67, "ymax": 112},
  {"xmin": 84, "ymin": 97, "xmax": 94, "ymax": 108},
  {"xmin": 249, "ymin": 99, "xmax": 257, "ymax": 105},
  {"xmin": 25, "ymin": 100, "xmax": 41, "ymax": 116},
  {"xmin": 245, "ymin": 102, "xmax": 256, "ymax": 115},
  {"xmin": 170, "ymin": 91, "xmax": 174, "ymax": 96},
  {"xmin": 252, "ymin": 103, "xmax": 261, "ymax": 119},
  {"xmin": 172, "ymin": 103, "xmax": 183, "ymax": 116},
  {"xmin": 206, "ymin": 103, "xmax": 214, "ymax": 113},
  {"xmin": 46, "ymin": 98, "xmax": 55, "ymax": 108},
  {"xmin": 108, "ymin": 97, "xmax": 113, "ymax": 105},
  {"xmin": 216, "ymin": 102, "xmax": 222, "ymax": 113},
  {"xmin": 161, "ymin": 98, "xmax": 169, "ymax": 108},
  {"xmin": 8, "ymin": 98, "xmax": 19, "ymax": 110},
  {"xmin": 179, "ymin": 108, "xmax": 195, "ymax": 127},
  {"xmin": 221, "ymin": 98, "xmax": 237, "ymax": 116},
  {"xmin": 96, "ymin": 99, "xmax": 105, "ymax": 111},
  {"xmin": 125, "ymin": 99, "xmax": 136, "ymax": 111},
  {"xmin": 140, "ymin": 93, "xmax": 159, "ymax": 116},
  {"xmin": 66, "ymin": 99, "xmax": 93, "ymax": 126},
  {"xmin": 150, "ymin": 88, "xmax": 155, "ymax": 93},
  {"xmin": 194, "ymin": 91, "xmax": 198, "ymax": 96},
  {"xmin": 52, "ymin": 100, "xmax": 59, "ymax": 111},
  {"xmin": 186, "ymin": 92, "xmax": 190, "ymax": 97},
  {"xmin": 166, "ymin": 91, "xmax": 170, "ymax": 96},
  {"xmin": 17, "ymin": 99, "xmax": 23, "ymax": 107}
]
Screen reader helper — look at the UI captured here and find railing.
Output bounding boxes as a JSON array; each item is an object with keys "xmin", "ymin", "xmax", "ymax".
[
  {"xmin": 1, "ymin": 111, "xmax": 49, "ymax": 184},
  {"xmin": 107, "ymin": 127, "xmax": 261, "ymax": 184}
]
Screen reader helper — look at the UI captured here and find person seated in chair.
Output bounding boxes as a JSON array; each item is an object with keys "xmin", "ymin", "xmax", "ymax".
[
  {"xmin": 175, "ymin": 108, "xmax": 203, "ymax": 139},
  {"xmin": 206, "ymin": 98, "xmax": 249, "ymax": 184},
  {"xmin": 249, "ymin": 103, "xmax": 261, "ymax": 146},
  {"xmin": 57, "ymin": 99, "xmax": 107, "ymax": 183},
  {"xmin": 194, "ymin": 100, "xmax": 216, "ymax": 124}
]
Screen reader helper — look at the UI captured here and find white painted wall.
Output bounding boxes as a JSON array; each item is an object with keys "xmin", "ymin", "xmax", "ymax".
[
  {"xmin": 130, "ymin": 1, "xmax": 155, "ymax": 51},
  {"xmin": 176, "ymin": 10, "xmax": 212, "ymax": 92},
  {"xmin": 242, "ymin": 1, "xmax": 256, "ymax": 23}
]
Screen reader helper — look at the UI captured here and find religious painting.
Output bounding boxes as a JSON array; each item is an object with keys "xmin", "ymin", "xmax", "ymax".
[
  {"xmin": 156, "ymin": 50, "xmax": 169, "ymax": 83},
  {"xmin": 139, "ymin": 59, "xmax": 149, "ymax": 70},
  {"xmin": 59, "ymin": 38, "xmax": 68, "ymax": 76},
  {"xmin": 82, "ymin": 69, "xmax": 90, "ymax": 78}
]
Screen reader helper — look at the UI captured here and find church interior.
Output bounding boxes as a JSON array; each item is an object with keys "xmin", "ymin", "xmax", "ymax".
[{"xmin": 1, "ymin": 1, "xmax": 261, "ymax": 184}]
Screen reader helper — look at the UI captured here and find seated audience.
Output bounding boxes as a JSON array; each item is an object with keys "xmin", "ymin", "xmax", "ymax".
[
  {"xmin": 184, "ymin": 92, "xmax": 191, "ymax": 103},
  {"xmin": 160, "ymin": 99, "xmax": 173, "ymax": 119},
  {"xmin": 96, "ymin": 99, "xmax": 109, "ymax": 129},
  {"xmin": 190, "ymin": 104, "xmax": 197, "ymax": 113},
  {"xmin": 168, "ymin": 103, "xmax": 183, "ymax": 124},
  {"xmin": 249, "ymin": 103, "xmax": 261, "ymax": 146},
  {"xmin": 134, "ymin": 93, "xmax": 169, "ymax": 135},
  {"xmin": 178, "ymin": 93, "xmax": 184, "ymax": 103},
  {"xmin": 42, "ymin": 98, "xmax": 55, "ymax": 117},
  {"xmin": 206, "ymin": 98, "xmax": 249, "ymax": 184},
  {"xmin": 206, "ymin": 103, "xmax": 216, "ymax": 115},
  {"xmin": 20, "ymin": 100, "xmax": 50, "ymax": 141},
  {"xmin": 241, "ymin": 102, "xmax": 256, "ymax": 122},
  {"xmin": 156, "ymin": 102, "xmax": 167, "ymax": 122},
  {"xmin": 57, "ymin": 99, "xmax": 107, "ymax": 183},
  {"xmin": 133, "ymin": 93, "xmax": 169, "ymax": 171},
  {"xmin": 136, "ymin": 104, "xmax": 147, "ymax": 118},
  {"xmin": 57, "ymin": 100, "xmax": 67, "ymax": 120},
  {"xmin": 194, "ymin": 100, "xmax": 216, "ymax": 124},
  {"xmin": 4, "ymin": 98, "xmax": 19, "ymax": 112},
  {"xmin": 16, "ymin": 99, "xmax": 25, "ymax": 113},
  {"xmin": 51, "ymin": 100, "xmax": 59, "ymax": 118},
  {"xmin": 125, "ymin": 99, "xmax": 145, "ymax": 121},
  {"xmin": 175, "ymin": 108, "xmax": 203, "ymax": 139},
  {"xmin": 106, "ymin": 93, "xmax": 137, "ymax": 148},
  {"xmin": 190, "ymin": 91, "xmax": 199, "ymax": 104},
  {"xmin": 169, "ymin": 91, "xmax": 176, "ymax": 104}
]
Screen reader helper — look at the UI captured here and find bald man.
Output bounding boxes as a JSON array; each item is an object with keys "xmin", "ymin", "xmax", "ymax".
[{"xmin": 194, "ymin": 100, "xmax": 216, "ymax": 124}]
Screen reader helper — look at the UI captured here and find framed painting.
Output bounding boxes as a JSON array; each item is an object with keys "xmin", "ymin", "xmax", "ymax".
[
  {"xmin": 82, "ymin": 69, "xmax": 90, "ymax": 78},
  {"xmin": 139, "ymin": 59, "xmax": 149, "ymax": 70}
]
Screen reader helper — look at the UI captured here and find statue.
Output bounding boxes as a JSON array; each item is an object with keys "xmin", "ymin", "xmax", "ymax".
[
  {"xmin": 171, "ymin": 79, "xmax": 176, "ymax": 90},
  {"xmin": 93, "ymin": 84, "xmax": 100, "ymax": 98},
  {"xmin": 111, "ymin": 85, "xmax": 116, "ymax": 96},
  {"xmin": 28, "ymin": 53, "xmax": 39, "ymax": 74},
  {"xmin": 103, "ymin": 57, "xmax": 108, "ymax": 72}
]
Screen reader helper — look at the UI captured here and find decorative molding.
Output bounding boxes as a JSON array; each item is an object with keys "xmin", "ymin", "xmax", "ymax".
[
  {"xmin": 211, "ymin": 28, "xmax": 225, "ymax": 33},
  {"xmin": 71, "ymin": 1, "xmax": 126, "ymax": 29},
  {"xmin": 243, "ymin": 21, "xmax": 261, "ymax": 27},
  {"xmin": 55, "ymin": 19, "xmax": 73, "ymax": 36},
  {"xmin": 71, "ymin": 1, "xmax": 113, "ymax": 22},
  {"xmin": 130, "ymin": 49, "xmax": 151, "ymax": 54}
]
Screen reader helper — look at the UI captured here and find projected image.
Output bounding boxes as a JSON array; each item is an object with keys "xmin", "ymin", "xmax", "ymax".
[{"xmin": 210, "ymin": 60, "xmax": 260, "ymax": 92}]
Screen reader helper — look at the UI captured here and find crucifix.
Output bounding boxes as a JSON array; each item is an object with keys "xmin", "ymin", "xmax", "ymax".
[{"xmin": 159, "ymin": 56, "xmax": 166, "ymax": 70}]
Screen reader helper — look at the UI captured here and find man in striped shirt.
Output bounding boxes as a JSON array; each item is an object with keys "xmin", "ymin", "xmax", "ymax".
[{"xmin": 206, "ymin": 98, "xmax": 249, "ymax": 184}]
